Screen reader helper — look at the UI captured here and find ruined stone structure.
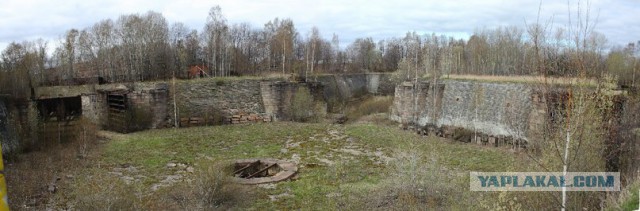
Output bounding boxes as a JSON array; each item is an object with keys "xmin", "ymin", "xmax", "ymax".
[
  {"xmin": 0, "ymin": 97, "xmax": 14, "ymax": 154},
  {"xmin": 1, "ymin": 73, "xmax": 395, "ymax": 154},
  {"xmin": 4, "ymin": 73, "xmax": 639, "ymax": 175},
  {"xmin": 390, "ymin": 80, "xmax": 547, "ymax": 146},
  {"xmin": 35, "ymin": 83, "xmax": 170, "ymax": 133},
  {"xmin": 173, "ymin": 79, "xmax": 327, "ymax": 125},
  {"xmin": 0, "ymin": 97, "xmax": 37, "ymax": 154},
  {"xmin": 260, "ymin": 81, "xmax": 327, "ymax": 121},
  {"xmin": 316, "ymin": 73, "xmax": 394, "ymax": 105}
]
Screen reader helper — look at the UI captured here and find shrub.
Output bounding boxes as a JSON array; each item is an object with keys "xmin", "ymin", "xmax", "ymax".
[
  {"xmin": 604, "ymin": 176, "xmax": 640, "ymax": 211},
  {"xmin": 7, "ymin": 117, "xmax": 98, "ymax": 210},
  {"xmin": 159, "ymin": 161, "xmax": 253, "ymax": 210},
  {"xmin": 333, "ymin": 150, "xmax": 464, "ymax": 210}
]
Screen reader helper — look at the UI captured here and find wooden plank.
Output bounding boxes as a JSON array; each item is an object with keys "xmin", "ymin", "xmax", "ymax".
[
  {"xmin": 107, "ymin": 98, "xmax": 126, "ymax": 102},
  {"xmin": 108, "ymin": 103, "xmax": 126, "ymax": 108},
  {"xmin": 233, "ymin": 160, "xmax": 261, "ymax": 175},
  {"xmin": 246, "ymin": 163, "xmax": 277, "ymax": 179}
]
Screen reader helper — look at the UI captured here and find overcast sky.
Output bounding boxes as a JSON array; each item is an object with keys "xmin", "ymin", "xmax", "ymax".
[{"xmin": 0, "ymin": 0, "xmax": 638, "ymax": 52}]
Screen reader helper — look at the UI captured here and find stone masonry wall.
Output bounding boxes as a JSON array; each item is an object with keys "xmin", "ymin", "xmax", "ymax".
[
  {"xmin": 260, "ymin": 81, "xmax": 327, "ymax": 121},
  {"xmin": 128, "ymin": 83, "xmax": 169, "ymax": 129},
  {"xmin": 316, "ymin": 73, "xmax": 394, "ymax": 100},
  {"xmin": 81, "ymin": 94, "xmax": 99, "ymax": 123},
  {"xmin": 92, "ymin": 83, "xmax": 169, "ymax": 131},
  {"xmin": 35, "ymin": 73, "xmax": 387, "ymax": 130},
  {"xmin": 0, "ymin": 98, "xmax": 37, "ymax": 155},
  {"xmin": 170, "ymin": 79, "xmax": 269, "ymax": 127},
  {"xmin": 0, "ymin": 98, "xmax": 17, "ymax": 154},
  {"xmin": 317, "ymin": 73, "xmax": 395, "ymax": 112},
  {"xmin": 391, "ymin": 80, "xmax": 540, "ymax": 144}
]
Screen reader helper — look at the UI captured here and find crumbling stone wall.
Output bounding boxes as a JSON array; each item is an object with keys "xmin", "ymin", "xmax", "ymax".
[
  {"xmin": 170, "ymin": 79, "xmax": 269, "ymax": 127},
  {"xmin": 316, "ymin": 73, "xmax": 394, "ymax": 111},
  {"xmin": 81, "ymin": 94, "xmax": 99, "ymax": 123},
  {"xmin": 316, "ymin": 73, "xmax": 394, "ymax": 99},
  {"xmin": 0, "ymin": 98, "xmax": 16, "ymax": 154},
  {"xmin": 0, "ymin": 98, "xmax": 38, "ymax": 155},
  {"xmin": 89, "ymin": 83, "xmax": 169, "ymax": 131},
  {"xmin": 260, "ymin": 81, "xmax": 326, "ymax": 121},
  {"xmin": 127, "ymin": 83, "xmax": 169, "ymax": 129},
  {"xmin": 390, "ymin": 80, "xmax": 541, "ymax": 144},
  {"xmin": 35, "ymin": 74, "xmax": 392, "ymax": 130}
]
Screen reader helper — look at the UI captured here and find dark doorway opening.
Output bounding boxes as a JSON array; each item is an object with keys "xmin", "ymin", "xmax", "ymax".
[
  {"xmin": 37, "ymin": 96, "xmax": 82, "ymax": 122},
  {"xmin": 36, "ymin": 96, "xmax": 83, "ymax": 145}
]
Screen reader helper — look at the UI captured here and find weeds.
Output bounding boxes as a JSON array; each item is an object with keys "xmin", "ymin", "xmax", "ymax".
[
  {"xmin": 34, "ymin": 122, "xmax": 524, "ymax": 210},
  {"xmin": 345, "ymin": 96, "xmax": 393, "ymax": 122},
  {"xmin": 71, "ymin": 172, "xmax": 140, "ymax": 211},
  {"xmin": 155, "ymin": 161, "xmax": 254, "ymax": 210},
  {"xmin": 604, "ymin": 175, "xmax": 640, "ymax": 211},
  {"xmin": 6, "ymin": 117, "xmax": 97, "ymax": 210}
]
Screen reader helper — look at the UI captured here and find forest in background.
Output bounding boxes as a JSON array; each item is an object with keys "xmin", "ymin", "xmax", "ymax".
[{"xmin": 0, "ymin": 5, "xmax": 639, "ymax": 100}]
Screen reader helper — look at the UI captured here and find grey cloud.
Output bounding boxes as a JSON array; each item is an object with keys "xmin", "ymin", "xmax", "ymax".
[{"xmin": 0, "ymin": 0, "xmax": 638, "ymax": 52}]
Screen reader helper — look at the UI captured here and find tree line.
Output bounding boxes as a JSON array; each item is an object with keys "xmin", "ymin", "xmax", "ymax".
[{"xmin": 1, "ymin": 5, "xmax": 639, "ymax": 99}]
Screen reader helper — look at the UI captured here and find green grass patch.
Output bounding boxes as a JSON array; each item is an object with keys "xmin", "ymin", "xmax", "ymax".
[
  {"xmin": 606, "ymin": 177, "xmax": 640, "ymax": 211},
  {"xmin": 63, "ymin": 122, "xmax": 524, "ymax": 210},
  {"xmin": 344, "ymin": 123, "xmax": 519, "ymax": 171}
]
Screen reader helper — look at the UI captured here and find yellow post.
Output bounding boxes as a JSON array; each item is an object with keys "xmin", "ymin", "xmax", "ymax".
[{"xmin": 0, "ymin": 145, "xmax": 8, "ymax": 211}]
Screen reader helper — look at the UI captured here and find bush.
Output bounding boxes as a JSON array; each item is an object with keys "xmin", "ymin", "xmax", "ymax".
[
  {"xmin": 333, "ymin": 150, "xmax": 464, "ymax": 210},
  {"xmin": 159, "ymin": 161, "xmax": 253, "ymax": 210},
  {"xmin": 8, "ymin": 117, "xmax": 98, "ymax": 210},
  {"xmin": 604, "ymin": 176, "xmax": 640, "ymax": 211}
]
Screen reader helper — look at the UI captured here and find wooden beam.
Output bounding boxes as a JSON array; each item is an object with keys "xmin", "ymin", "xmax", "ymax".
[
  {"xmin": 233, "ymin": 160, "xmax": 260, "ymax": 176},
  {"xmin": 246, "ymin": 163, "xmax": 276, "ymax": 179}
]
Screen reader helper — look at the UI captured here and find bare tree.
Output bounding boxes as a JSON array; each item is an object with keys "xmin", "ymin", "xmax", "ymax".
[
  {"xmin": 202, "ymin": 6, "xmax": 229, "ymax": 77},
  {"xmin": 305, "ymin": 26, "xmax": 321, "ymax": 80}
]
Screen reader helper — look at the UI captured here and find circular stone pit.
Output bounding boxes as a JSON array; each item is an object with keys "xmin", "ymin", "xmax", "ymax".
[{"xmin": 231, "ymin": 158, "xmax": 297, "ymax": 185}]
